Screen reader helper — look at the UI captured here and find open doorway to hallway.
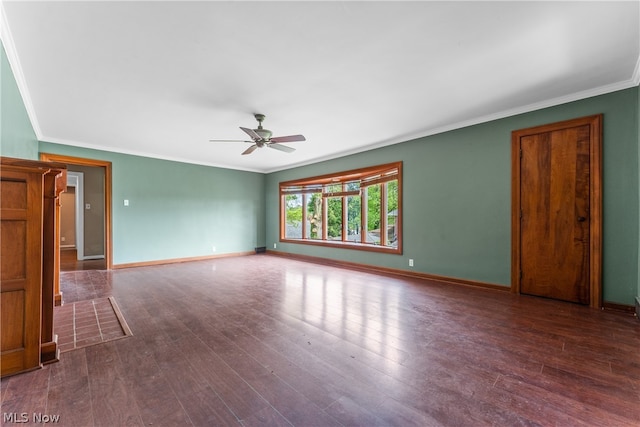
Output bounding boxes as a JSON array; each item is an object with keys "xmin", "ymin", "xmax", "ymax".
[
  {"xmin": 59, "ymin": 166, "xmax": 106, "ymax": 271},
  {"xmin": 40, "ymin": 153, "xmax": 113, "ymax": 271}
]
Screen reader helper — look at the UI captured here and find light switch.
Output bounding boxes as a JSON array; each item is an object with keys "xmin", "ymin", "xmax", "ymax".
[
  {"xmin": 124, "ymin": 199, "xmax": 129, "ymax": 206},
  {"xmin": 85, "ymin": 203, "xmax": 91, "ymax": 210}
]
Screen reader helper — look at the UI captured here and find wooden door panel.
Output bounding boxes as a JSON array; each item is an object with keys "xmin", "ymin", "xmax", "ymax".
[
  {"xmin": 520, "ymin": 126, "xmax": 590, "ymax": 303},
  {"xmin": 512, "ymin": 115, "xmax": 601, "ymax": 307},
  {"xmin": 1, "ymin": 171, "xmax": 43, "ymax": 376}
]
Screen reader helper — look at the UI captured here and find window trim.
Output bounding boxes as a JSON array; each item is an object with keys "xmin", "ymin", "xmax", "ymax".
[{"xmin": 279, "ymin": 161, "xmax": 402, "ymax": 254}]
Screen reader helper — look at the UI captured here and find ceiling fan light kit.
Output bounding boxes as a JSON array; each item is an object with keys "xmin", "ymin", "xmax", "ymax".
[{"xmin": 210, "ymin": 113, "xmax": 305, "ymax": 156}]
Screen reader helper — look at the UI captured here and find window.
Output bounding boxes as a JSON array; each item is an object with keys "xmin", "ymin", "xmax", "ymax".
[{"xmin": 280, "ymin": 162, "xmax": 402, "ymax": 254}]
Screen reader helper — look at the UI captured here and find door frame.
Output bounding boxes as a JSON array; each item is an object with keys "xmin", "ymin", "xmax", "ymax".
[
  {"xmin": 40, "ymin": 153, "xmax": 113, "ymax": 270},
  {"xmin": 511, "ymin": 114, "xmax": 602, "ymax": 308}
]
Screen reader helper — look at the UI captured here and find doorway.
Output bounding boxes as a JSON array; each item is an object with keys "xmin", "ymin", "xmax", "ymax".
[
  {"xmin": 61, "ymin": 172, "xmax": 83, "ymax": 254},
  {"xmin": 511, "ymin": 115, "xmax": 602, "ymax": 308},
  {"xmin": 40, "ymin": 153, "xmax": 113, "ymax": 270}
]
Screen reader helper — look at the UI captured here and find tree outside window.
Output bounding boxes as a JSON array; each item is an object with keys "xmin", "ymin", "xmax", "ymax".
[{"xmin": 284, "ymin": 194, "xmax": 303, "ymax": 238}]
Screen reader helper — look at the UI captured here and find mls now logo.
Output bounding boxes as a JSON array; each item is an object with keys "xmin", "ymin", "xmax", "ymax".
[{"xmin": 3, "ymin": 413, "xmax": 60, "ymax": 423}]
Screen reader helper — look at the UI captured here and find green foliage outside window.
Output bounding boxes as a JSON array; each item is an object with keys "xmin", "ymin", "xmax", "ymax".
[
  {"xmin": 327, "ymin": 198, "xmax": 342, "ymax": 239},
  {"xmin": 285, "ymin": 194, "xmax": 302, "ymax": 226},
  {"xmin": 366, "ymin": 184, "xmax": 381, "ymax": 231},
  {"xmin": 347, "ymin": 195, "xmax": 361, "ymax": 237},
  {"xmin": 387, "ymin": 180, "xmax": 398, "ymax": 225}
]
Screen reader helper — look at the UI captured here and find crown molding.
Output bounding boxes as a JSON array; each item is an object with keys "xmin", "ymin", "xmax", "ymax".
[
  {"xmin": 0, "ymin": 1, "xmax": 42, "ymax": 138},
  {"xmin": 267, "ymin": 77, "xmax": 640, "ymax": 174},
  {"xmin": 39, "ymin": 136, "xmax": 266, "ymax": 174}
]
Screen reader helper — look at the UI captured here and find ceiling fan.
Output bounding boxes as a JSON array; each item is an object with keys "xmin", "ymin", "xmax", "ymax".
[{"xmin": 209, "ymin": 113, "xmax": 306, "ymax": 155}]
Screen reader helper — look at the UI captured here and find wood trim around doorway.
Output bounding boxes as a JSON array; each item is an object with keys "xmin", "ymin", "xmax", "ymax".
[
  {"xmin": 511, "ymin": 114, "xmax": 602, "ymax": 308},
  {"xmin": 40, "ymin": 153, "xmax": 113, "ymax": 270}
]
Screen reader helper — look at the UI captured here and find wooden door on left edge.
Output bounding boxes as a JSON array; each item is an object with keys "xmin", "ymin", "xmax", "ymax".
[
  {"xmin": 512, "ymin": 115, "xmax": 602, "ymax": 307},
  {"xmin": 1, "ymin": 168, "xmax": 43, "ymax": 377}
]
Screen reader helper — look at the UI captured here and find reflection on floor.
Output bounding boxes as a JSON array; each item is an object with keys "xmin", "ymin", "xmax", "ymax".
[
  {"xmin": 59, "ymin": 270, "xmax": 112, "ymax": 303},
  {"xmin": 60, "ymin": 248, "xmax": 106, "ymax": 271}
]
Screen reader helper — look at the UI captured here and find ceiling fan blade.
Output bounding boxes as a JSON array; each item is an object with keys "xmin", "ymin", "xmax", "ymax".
[
  {"xmin": 268, "ymin": 143, "xmax": 296, "ymax": 153},
  {"xmin": 242, "ymin": 144, "xmax": 259, "ymax": 155},
  {"xmin": 240, "ymin": 127, "xmax": 261, "ymax": 141},
  {"xmin": 209, "ymin": 139, "xmax": 253, "ymax": 143},
  {"xmin": 270, "ymin": 134, "xmax": 306, "ymax": 143}
]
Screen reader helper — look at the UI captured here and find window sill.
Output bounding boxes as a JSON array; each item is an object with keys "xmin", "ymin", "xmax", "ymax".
[{"xmin": 280, "ymin": 238, "xmax": 402, "ymax": 254}]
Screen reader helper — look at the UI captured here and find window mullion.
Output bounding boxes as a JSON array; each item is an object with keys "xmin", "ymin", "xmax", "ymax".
[
  {"xmin": 360, "ymin": 187, "xmax": 366, "ymax": 244},
  {"xmin": 381, "ymin": 182, "xmax": 388, "ymax": 246},
  {"xmin": 322, "ymin": 196, "xmax": 328, "ymax": 240},
  {"xmin": 341, "ymin": 195, "xmax": 347, "ymax": 242},
  {"xmin": 302, "ymin": 193, "xmax": 307, "ymax": 239},
  {"xmin": 340, "ymin": 182, "xmax": 346, "ymax": 242}
]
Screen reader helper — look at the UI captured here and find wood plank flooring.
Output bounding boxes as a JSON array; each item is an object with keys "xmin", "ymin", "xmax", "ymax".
[
  {"xmin": 2, "ymin": 254, "xmax": 639, "ymax": 426},
  {"xmin": 60, "ymin": 248, "xmax": 106, "ymax": 271}
]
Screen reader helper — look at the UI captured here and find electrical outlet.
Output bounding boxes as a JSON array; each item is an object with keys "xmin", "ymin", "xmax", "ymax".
[
  {"xmin": 85, "ymin": 203, "xmax": 91, "ymax": 210},
  {"xmin": 273, "ymin": 243, "xmax": 277, "ymax": 249},
  {"xmin": 409, "ymin": 259, "xmax": 414, "ymax": 267}
]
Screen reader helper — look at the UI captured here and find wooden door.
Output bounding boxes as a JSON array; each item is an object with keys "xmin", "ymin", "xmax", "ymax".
[
  {"xmin": 512, "ymin": 115, "xmax": 602, "ymax": 307},
  {"xmin": 1, "ymin": 167, "xmax": 43, "ymax": 376}
]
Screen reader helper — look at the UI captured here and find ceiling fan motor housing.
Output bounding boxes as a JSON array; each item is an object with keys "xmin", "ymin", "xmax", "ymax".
[
  {"xmin": 253, "ymin": 114, "xmax": 272, "ymax": 140},
  {"xmin": 255, "ymin": 128, "xmax": 272, "ymax": 140}
]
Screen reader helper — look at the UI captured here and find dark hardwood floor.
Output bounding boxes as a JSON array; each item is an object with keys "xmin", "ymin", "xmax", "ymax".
[
  {"xmin": 2, "ymin": 254, "xmax": 639, "ymax": 426},
  {"xmin": 60, "ymin": 248, "xmax": 106, "ymax": 271}
]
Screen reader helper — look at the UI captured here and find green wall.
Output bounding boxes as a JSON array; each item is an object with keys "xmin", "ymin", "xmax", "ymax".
[
  {"xmin": 266, "ymin": 87, "xmax": 640, "ymax": 306},
  {"xmin": 0, "ymin": 42, "xmax": 38, "ymax": 159},
  {"xmin": 39, "ymin": 142, "xmax": 266, "ymax": 265}
]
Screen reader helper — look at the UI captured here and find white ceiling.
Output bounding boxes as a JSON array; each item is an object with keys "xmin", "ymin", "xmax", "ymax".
[{"xmin": 2, "ymin": 1, "xmax": 639, "ymax": 173}]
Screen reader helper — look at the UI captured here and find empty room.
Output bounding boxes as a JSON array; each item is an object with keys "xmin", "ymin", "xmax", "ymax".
[{"xmin": 1, "ymin": 1, "xmax": 640, "ymax": 426}]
